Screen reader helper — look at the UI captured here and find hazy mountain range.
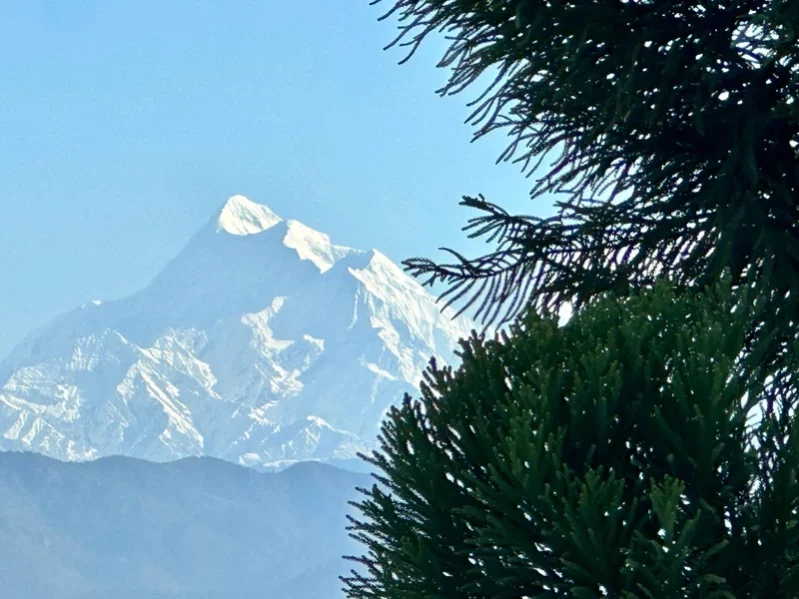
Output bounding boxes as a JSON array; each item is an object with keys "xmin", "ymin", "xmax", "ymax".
[
  {"xmin": 0, "ymin": 451, "xmax": 369, "ymax": 598},
  {"xmin": 0, "ymin": 195, "xmax": 472, "ymax": 470}
]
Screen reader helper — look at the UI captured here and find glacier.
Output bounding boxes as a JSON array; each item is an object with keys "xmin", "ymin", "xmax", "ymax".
[{"xmin": 0, "ymin": 195, "xmax": 474, "ymax": 470}]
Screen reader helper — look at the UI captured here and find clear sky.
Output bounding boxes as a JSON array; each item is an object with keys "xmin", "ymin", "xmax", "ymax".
[{"xmin": 0, "ymin": 1, "xmax": 555, "ymax": 358}]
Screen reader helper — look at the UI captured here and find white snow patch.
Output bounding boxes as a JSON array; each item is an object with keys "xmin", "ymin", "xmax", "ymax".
[
  {"xmin": 216, "ymin": 195, "xmax": 282, "ymax": 236},
  {"xmin": 362, "ymin": 361, "xmax": 397, "ymax": 381},
  {"xmin": 282, "ymin": 219, "xmax": 355, "ymax": 273}
]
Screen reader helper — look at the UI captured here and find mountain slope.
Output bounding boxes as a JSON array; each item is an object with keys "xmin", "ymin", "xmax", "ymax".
[
  {"xmin": 0, "ymin": 196, "xmax": 472, "ymax": 468},
  {"xmin": 0, "ymin": 451, "xmax": 368, "ymax": 599}
]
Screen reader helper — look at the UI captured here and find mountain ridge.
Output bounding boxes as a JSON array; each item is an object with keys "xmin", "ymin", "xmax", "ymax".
[{"xmin": 0, "ymin": 450, "xmax": 368, "ymax": 598}]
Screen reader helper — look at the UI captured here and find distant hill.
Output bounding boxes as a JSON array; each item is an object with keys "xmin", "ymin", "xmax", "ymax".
[{"xmin": 0, "ymin": 452, "xmax": 370, "ymax": 598}]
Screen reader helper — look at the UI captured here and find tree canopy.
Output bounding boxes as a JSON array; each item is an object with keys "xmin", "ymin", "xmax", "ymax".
[
  {"xmin": 342, "ymin": 276, "xmax": 799, "ymax": 598},
  {"xmin": 341, "ymin": 3, "xmax": 799, "ymax": 596},
  {"xmin": 377, "ymin": 0, "xmax": 799, "ymax": 378}
]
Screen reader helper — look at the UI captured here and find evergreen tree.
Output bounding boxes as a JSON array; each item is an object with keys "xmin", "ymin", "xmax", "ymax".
[
  {"xmin": 342, "ymin": 276, "xmax": 799, "ymax": 598},
  {"xmin": 372, "ymin": 0, "xmax": 799, "ymax": 391},
  {"xmin": 342, "ymin": 2, "xmax": 799, "ymax": 596}
]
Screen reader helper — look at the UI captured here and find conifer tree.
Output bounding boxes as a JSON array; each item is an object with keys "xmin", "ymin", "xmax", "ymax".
[
  {"xmin": 342, "ymin": 2, "xmax": 799, "ymax": 596},
  {"xmin": 342, "ymin": 276, "xmax": 799, "ymax": 598},
  {"xmin": 372, "ymin": 0, "xmax": 799, "ymax": 392}
]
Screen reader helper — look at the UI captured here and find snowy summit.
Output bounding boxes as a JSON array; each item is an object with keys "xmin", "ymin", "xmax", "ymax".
[
  {"xmin": 0, "ymin": 196, "xmax": 474, "ymax": 470},
  {"xmin": 216, "ymin": 194, "xmax": 283, "ymax": 236}
]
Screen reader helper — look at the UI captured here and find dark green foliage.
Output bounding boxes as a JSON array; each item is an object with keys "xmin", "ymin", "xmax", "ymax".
[
  {"xmin": 342, "ymin": 277, "xmax": 799, "ymax": 598},
  {"xmin": 346, "ymin": 2, "xmax": 799, "ymax": 595},
  {"xmin": 376, "ymin": 0, "xmax": 799, "ymax": 375}
]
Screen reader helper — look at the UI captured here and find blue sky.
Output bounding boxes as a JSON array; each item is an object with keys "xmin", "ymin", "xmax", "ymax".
[{"xmin": 0, "ymin": 1, "xmax": 554, "ymax": 357}]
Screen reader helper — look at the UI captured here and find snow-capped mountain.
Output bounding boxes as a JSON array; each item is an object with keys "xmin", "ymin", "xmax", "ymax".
[{"xmin": 0, "ymin": 196, "xmax": 473, "ymax": 469}]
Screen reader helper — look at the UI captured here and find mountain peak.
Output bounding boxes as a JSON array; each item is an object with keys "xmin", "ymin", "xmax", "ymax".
[{"xmin": 216, "ymin": 195, "xmax": 282, "ymax": 236}]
